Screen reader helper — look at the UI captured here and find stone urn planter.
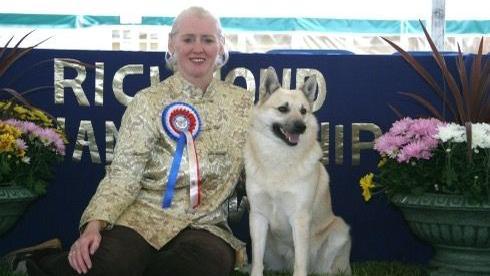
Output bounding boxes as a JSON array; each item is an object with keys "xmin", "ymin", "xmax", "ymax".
[
  {"xmin": 391, "ymin": 193, "xmax": 490, "ymax": 276},
  {"xmin": 0, "ymin": 185, "xmax": 37, "ymax": 236}
]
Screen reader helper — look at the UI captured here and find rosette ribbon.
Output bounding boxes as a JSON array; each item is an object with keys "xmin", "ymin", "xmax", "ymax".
[{"xmin": 161, "ymin": 102, "xmax": 202, "ymax": 210}]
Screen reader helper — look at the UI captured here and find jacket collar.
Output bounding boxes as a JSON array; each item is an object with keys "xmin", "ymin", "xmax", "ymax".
[{"xmin": 173, "ymin": 72, "xmax": 218, "ymax": 99}]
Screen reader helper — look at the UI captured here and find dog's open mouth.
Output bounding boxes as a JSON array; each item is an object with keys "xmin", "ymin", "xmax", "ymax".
[{"xmin": 272, "ymin": 123, "xmax": 300, "ymax": 146}]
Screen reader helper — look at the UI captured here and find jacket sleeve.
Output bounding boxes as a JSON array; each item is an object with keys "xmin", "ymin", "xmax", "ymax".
[{"xmin": 80, "ymin": 91, "xmax": 158, "ymax": 229}]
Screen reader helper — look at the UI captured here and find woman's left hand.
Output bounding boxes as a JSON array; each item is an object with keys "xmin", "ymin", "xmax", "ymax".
[{"xmin": 68, "ymin": 220, "xmax": 104, "ymax": 274}]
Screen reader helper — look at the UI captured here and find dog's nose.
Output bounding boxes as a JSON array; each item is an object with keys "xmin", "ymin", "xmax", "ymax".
[{"xmin": 292, "ymin": 121, "xmax": 306, "ymax": 134}]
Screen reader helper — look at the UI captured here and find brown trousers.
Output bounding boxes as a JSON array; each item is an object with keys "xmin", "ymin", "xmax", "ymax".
[{"xmin": 34, "ymin": 226, "xmax": 235, "ymax": 276}]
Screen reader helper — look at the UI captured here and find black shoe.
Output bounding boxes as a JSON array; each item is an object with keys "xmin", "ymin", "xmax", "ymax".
[{"xmin": 2, "ymin": 239, "xmax": 62, "ymax": 273}]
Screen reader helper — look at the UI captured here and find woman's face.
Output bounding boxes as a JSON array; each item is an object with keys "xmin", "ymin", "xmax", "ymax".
[{"xmin": 169, "ymin": 15, "xmax": 222, "ymax": 85}]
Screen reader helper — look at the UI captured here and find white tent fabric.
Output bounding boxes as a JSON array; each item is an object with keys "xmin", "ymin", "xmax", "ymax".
[
  {"xmin": 3, "ymin": 0, "xmax": 489, "ymax": 20},
  {"xmin": 1, "ymin": 0, "xmax": 489, "ymax": 54}
]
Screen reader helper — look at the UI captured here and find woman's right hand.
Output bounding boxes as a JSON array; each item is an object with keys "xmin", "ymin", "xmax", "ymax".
[{"xmin": 68, "ymin": 220, "xmax": 104, "ymax": 274}]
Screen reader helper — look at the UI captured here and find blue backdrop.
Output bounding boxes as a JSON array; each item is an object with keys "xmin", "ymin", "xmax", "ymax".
[{"xmin": 1, "ymin": 48, "xmax": 462, "ymax": 265}]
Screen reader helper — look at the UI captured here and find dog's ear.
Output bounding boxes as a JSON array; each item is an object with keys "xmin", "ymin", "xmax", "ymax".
[
  {"xmin": 301, "ymin": 75, "xmax": 317, "ymax": 103},
  {"xmin": 262, "ymin": 66, "xmax": 281, "ymax": 99}
]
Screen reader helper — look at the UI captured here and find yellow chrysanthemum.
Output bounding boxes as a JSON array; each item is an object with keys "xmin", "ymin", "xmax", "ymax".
[
  {"xmin": 13, "ymin": 105, "xmax": 29, "ymax": 115},
  {"xmin": 0, "ymin": 123, "xmax": 22, "ymax": 138},
  {"xmin": 0, "ymin": 101, "xmax": 11, "ymax": 109},
  {"xmin": 31, "ymin": 109, "xmax": 52, "ymax": 126},
  {"xmin": 0, "ymin": 123, "xmax": 24, "ymax": 155},
  {"xmin": 359, "ymin": 173, "xmax": 375, "ymax": 201},
  {"xmin": 7, "ymin": 102, "xmax": 54, "ymax": 127},
  {"xmin": 0, "ymin": 133, "xmax": 18, "ymax": 153},
  {"xmin": 1, "ymin": 101, "xmax": 64, "ymax": 142}
]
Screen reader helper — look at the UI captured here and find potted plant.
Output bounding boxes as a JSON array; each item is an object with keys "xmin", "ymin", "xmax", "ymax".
[
  {"xmin": 0, "ymin": 32, "xmax": 66, "ymax": 236},
  {"xmin": 360, "ymin": 21, "xmax": 489, "ymax": 275}
]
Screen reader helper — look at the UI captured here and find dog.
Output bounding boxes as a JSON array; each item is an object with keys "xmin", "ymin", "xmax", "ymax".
[{"xmin": 244, "ymin": 67, "xmax": 351, "ymax": 276}]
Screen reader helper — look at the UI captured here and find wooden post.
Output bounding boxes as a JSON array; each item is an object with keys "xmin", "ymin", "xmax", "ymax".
[{"xmin": 431, "ymin": 0, "xmax": 446, "ymax": 50}]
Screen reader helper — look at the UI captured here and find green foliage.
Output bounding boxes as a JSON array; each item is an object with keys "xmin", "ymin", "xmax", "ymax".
[
  {"xmin": 439, "ymin": 141, "xmax": 490, "ymax": 202},
  {"xmin": 377, "ymin": 156, "xmax": 442, "ymax": 197},
  {"xmin": 362, "ymin": 20, "xmax": 490, "ymax": 204},
  {"xmin": 0, "ymin": 104, "xmax": 65, "ymax": 196},
  {"xmin": 360, "ymin": 118, "xmax": 490, "ymax": 203},
  {"xmin": 378, "ymin": 145, "xmax": 490, "ymax": 203},
  {"xmin": 0, "ymin": 32, "xmax": 65, "ymax": 196}
]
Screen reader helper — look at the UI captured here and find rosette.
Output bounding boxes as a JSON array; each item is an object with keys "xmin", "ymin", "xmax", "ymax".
[{"xmin": 160, "ymin": 102, "xmax": 202, "ymax": 210}]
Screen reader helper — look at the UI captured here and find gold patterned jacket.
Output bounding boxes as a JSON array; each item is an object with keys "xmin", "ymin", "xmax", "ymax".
[{"xmin": 80, "ymin": 72, "xmax": 254, "ymax": 266}]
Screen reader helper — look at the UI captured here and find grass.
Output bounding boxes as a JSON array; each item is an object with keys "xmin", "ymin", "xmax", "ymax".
[
  {"xmin": 348, "ymin": 261, "xmax": 427, "ymax": 276},
  {"xmin": 231, "ymin": 261, "xmax": 428, "ymax": 276},
  {"xmin": 0, "ymin": 260, "xmax": 427, "ymax": 276}
]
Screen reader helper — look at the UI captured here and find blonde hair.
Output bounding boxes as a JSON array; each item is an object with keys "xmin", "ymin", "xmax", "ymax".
[{"xmin": 165, "ymin": 6, "xmax": 229, "ymax": 72}]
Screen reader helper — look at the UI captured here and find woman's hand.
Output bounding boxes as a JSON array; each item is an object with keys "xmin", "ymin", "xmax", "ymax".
[{"xmin": 68, "ymin": 220, "xmax": 104, "ymax": 274}]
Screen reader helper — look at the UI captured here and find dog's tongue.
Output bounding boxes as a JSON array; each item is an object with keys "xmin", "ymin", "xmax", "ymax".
[{"xmin": 286, "ymin": 133, "xmax": 300, "ymax": 144}]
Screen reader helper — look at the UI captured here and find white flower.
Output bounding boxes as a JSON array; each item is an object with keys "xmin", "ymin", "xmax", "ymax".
[
  {"xmin": 436, "ymin": 123, "xmax": 490, "ymax": 148},
  {"xmin": 471, "ymin": 123, "xmax": 490, "ymax": 149},
  {"xmin": 436, "ymin": 123, "xmax": 466, "ymax": 143}
]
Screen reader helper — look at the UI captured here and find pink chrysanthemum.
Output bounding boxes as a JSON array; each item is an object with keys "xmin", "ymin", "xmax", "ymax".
[
  {"xmin": 5, "ymin": 119, "xmax": 65, "ymax": 155},
  {"xmin": 374, "ymin": 117, "xmax": 445, "ymax": 163}
]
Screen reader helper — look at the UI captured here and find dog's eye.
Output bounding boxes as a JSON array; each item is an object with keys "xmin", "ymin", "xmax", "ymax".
[
  {"xmin": 300, "ymin": 107, "xmax": 307, "ymax": 115},
  {"xmin": 277, "ymin": 106, "xmax": 289, "ymax": 113}
]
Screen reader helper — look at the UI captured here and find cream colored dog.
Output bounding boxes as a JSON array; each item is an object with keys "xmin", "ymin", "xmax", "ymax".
[{"xmin": 244, "ymin": 67, "xmax": 351, "ymax": 276}]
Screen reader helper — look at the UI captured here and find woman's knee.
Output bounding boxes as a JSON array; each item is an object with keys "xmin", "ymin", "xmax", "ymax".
[
  {"xmin": 167, "ymin": 230, "xmax": 235, "ymax": 275},
  {"xmin": 88, "ymin": 248, "xmax": 147, "ymax": 276},
  {"xmin": 87, "ymin": 226, "xmax": 154, "ymax": 275}
]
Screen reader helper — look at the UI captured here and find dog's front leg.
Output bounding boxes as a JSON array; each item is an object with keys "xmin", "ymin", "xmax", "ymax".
[
  {"xmin": 249, "ymin": 210, "xmax": 269, "ymax": 276},
  {"xmin": 290, "ymin": 213, "xmax": 311, "ymax": 276}
]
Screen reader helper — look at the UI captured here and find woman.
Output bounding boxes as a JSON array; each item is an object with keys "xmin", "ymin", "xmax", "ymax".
[{"xmin": 9, "ymin": 6, "xmax": 253, "ymax": 276}]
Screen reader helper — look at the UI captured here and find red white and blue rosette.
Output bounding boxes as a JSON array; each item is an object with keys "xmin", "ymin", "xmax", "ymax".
[{"xmin": 161, "ymin": 102, "xmax": 202, "ymax": 210}]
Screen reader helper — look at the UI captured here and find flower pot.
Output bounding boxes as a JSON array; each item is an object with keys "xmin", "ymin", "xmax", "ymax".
[
  {"xmin": 0, "ymin": 185, "xmax": 37, "ymax": 236},
  {"xmin": 391, "ymin": 193, "xmax": 490, "ymax": 276}
]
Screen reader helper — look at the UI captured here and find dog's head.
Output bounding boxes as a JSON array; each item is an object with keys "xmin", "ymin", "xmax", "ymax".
[{"xmin": 253, "ymin": 67, "xmax": 318, "ymax": 147}]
